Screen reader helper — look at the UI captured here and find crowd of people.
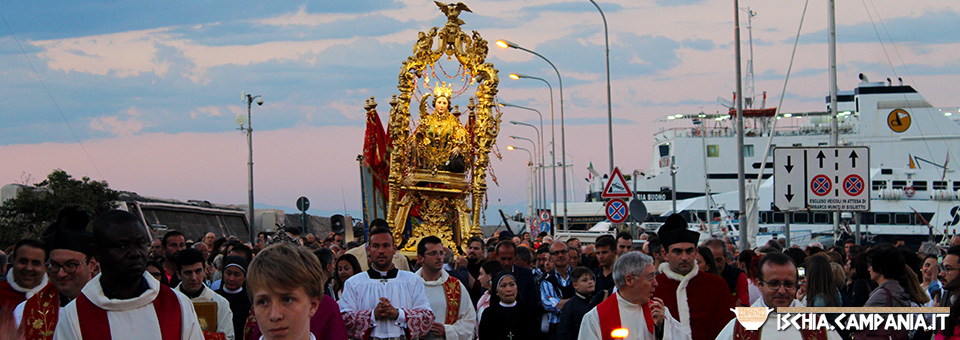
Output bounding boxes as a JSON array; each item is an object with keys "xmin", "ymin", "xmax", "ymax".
[{"xmin": 2, "ymin": 206, "xmax": 960, "ymax": 339}]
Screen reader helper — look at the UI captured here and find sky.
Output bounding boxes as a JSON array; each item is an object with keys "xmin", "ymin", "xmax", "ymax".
[{"xmin": 1, "ymin": 0, "xmax": 959, "ymax": 227}]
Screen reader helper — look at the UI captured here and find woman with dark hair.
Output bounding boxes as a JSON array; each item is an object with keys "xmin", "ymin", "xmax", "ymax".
[
  {"xmin": 804, "ymin": 255, "xmax": 841, "ymax": 307},
  {"xmin": 145, "ymin": 260, "xmax": 169, "ymax": 286},
  {"xmin": 697, "ymin": 246, "xmax": 720, "ymax": 276},
  {"xmin": 475, "ymin": 260, "xmax": 503, "ymax": 321},
  {"xmin": 853, "ymin": 245, "xmax": 930, "ymax": 340},
  {"xmin": 922, "ymin": 255, "xmax": 944, "ymax": 304},
  {"xmin": 737, "ymin": 249, "xmax": 762, "ymax": 304},
  {"xmin": 332, "ymin": 254, "xmax": 362, "ymax": 301},
  {"xmin": 477, "ymin": 271, "xmax": 539, "ymax": 340},
  {"xmin": 844, "ymin": 252, "xmax": 878, "ymax": 307}
]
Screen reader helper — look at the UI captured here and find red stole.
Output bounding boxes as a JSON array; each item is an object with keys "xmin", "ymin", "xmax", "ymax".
[
  {"xmin": 596, "ymin": 293, "xmax": 654, "ymax": 340},
  {"xmin": 733, "ymin": 322, "xmax": 827, "ymax": 340},
  {"xmin": 76, "ymin": 284, "xmax": 182, "ymax": 340},
  {"xmin": 21, "ymin": 282, "xmax": 59, "ymax": 340},
  {"xmin": 442, "ymin": 275, "xmax": 461, "ymax": 325}
]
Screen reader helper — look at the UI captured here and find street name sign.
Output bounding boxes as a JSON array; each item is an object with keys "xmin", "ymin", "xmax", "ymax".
[{"xmin": 773, "ymin": 146, "xmax": 870, "ymax": 212}]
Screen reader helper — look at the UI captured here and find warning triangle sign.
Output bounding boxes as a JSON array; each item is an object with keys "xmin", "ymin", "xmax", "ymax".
[{"xmin": 601, "ymin": 167, "xmax": 632, "ymax": 198}]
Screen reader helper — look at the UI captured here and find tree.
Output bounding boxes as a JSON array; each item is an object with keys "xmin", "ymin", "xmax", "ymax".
[{"xmin": 0, "ymin": 169, "xmax": 119, "ymax": 247}]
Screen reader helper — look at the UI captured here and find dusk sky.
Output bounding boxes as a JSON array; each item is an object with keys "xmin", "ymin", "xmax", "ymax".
[{"xmin": 1, "ymin": 0, "xmax": 958, "ymax": 225}]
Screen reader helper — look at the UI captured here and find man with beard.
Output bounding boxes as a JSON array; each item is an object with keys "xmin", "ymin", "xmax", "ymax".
[
  {"xmin": 653, "ymin": 214, "xmax": 734, "ymax": 340},
  {"xmin": 457, "ymin": 236, "xmax": 486, "ymax": 305},
  {"xmin": 174, "ymin": 248, "xmax": 234, "ymax": 340},
  {"xmin": 0, "ymin": 239, "xmax": 48, "ymax": 310},
  {"xmin": 13, "ymin": 206, "xmax": 94, "ymax": 339},
  {"xmin": 339, "ymin": 227, "xmax": 434, "ymax": 340},
  {"xmin": 54, "ymin": 209, "xmax": 204, "ymax": 339},
  {"xmin": 716, "ymin": 252, "xmax": 841, "ymax": 339},
  {"xmin": 161, "ymin": 230, "xmax": 187, "ymax": 287},
  {"xmin": 415, "ymin": 236, "xmax": 476, "ymax": 340}
]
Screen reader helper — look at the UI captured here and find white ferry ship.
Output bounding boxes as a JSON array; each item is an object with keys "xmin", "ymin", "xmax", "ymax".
[{"xmin": 565, "ymin": 77, "xmax": 960, "ymax": 246}]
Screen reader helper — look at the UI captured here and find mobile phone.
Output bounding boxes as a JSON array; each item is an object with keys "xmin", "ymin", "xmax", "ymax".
[{"xmin": 798, "ymin": 267, "xmax": 806, "ymax": 280}]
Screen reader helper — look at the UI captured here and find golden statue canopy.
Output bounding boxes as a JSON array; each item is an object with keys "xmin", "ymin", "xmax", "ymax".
[{"xmin": 362, "ymin": 1, "xmax": 501, "ymax": 253}]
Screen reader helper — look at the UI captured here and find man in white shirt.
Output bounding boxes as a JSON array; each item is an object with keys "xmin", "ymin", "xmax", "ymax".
[
  {"xmin": 716, "ymin": 252, "xmax": 842, "ymax": 340},
  {"xmin": 415, "ymin": 236, "xmax": 476, "ymax": 340},
  {"xmin": 54, "ymin": 210, "xmax": 204, "ymax": 340},
  {"xmin": 578, "ymin": 252, "xmax": 689, "ymax": 340},
  {"xmin": 174, "ymin": 248, "xmax": 235, "ymax": 340},
  {"xmin": 340, "ymin": 226, "xmax": 434, "ymax": 340}
]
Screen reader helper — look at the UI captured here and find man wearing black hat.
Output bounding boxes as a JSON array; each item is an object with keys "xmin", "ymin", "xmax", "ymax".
[
  {"xmin": 13, "ymin": 206, "xmax": 95, "ymax": 340},
  {"xmin": 652, "ymin": 214, "xmax": 735, "ymax": 340}
]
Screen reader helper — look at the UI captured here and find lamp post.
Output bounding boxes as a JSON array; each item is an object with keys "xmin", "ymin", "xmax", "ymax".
[
  {"xmin": 509, "ymin": 135, "xmax": 542, "ymax": 213},
  {"xmin": 502, "ymin": 103, "xmax": 546, "ymax": 216},
  {"xmin": 509, "ymin": 120, "xmax": 545, "ymax": 215},
  {"xmin": 241, "ymin": 92, "xmax": 263, "ymax": 244},
  {"xmin": 497, "ymin": 40, "xmax": 568, "ymax": 233},
  {"xmin": 508, "ymin": 145, "xmax": 536, "ymax": 222},
  {"xmin": 503, "ymin": 80, "xmax": 554, "ymax": 230},
  {"xmin": 587, "ymin": 0, "xmax": 614, "ymax": 174}
]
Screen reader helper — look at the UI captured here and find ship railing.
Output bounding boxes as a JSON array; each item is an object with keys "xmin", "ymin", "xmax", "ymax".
[{"xmin": 653, "ymin": 124, "xmax": 858, "ymax": 141}]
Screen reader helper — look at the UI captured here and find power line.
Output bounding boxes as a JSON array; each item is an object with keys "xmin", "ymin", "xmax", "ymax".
[{"xmin": 0, "ymin": 9, "xmax": 104, "ymax": 179}]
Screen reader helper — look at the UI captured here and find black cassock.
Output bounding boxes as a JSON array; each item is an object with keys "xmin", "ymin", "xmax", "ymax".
[{"xmin": 477, "ymin": 300, "xmax": 540, "ymax": 340}]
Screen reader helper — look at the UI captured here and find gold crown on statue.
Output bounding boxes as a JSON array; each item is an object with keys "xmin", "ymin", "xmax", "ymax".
[{"xmin": 433, "ymin": 82, "xmax": 453, "ymax": 98}]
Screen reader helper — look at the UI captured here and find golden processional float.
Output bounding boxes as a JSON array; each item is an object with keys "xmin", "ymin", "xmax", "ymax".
[{"xmin": 360, "ymin": 1, "xmax": 501, "ymax": 253}]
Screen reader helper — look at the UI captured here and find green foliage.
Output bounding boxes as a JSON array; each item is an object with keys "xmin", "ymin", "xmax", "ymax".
[{"xmin": 0, "ymin": 169, "xmax": 119, "ymax": 247}]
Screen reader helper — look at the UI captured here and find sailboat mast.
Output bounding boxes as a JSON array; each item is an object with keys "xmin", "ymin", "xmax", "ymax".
[{"xmin": 734, "ymin": 0, "xmax": 748, "ymax": 250}]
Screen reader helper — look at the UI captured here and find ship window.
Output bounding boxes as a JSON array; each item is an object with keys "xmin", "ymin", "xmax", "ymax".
[
  {"xmin": 881, "ymin": 169, "xmax": 893, "ymax": 175},
  {"xmin": 792, "ymin": 143, "xmax": 803, "ymax": 147},
  {"xmin": 773, "ymin": 212, "xmax": 785, "ymax": 223},
  {"xmin": 793, "ymin": 212, "xmax": 809, "ymax": 223},
  {"xmin": 895, "ymin": 213, "xmax": 911, "ymax": 225},
  {"xmin": 707, "ymin": 145, "xmax": 719, "ymax": 158},
  {"xmin": 892, "ymin": 181, "xmax": 907, "ymax": 189},
  {"xmin": 875, "ymin": 213, "xmax": 890, "ymax": 224},
  {"xmin": 818, "ymin": 142, "xmax": 828, "ymax": 146},
  {"xmin": 743, "ymin": 145, "xmax": 754, "ymax": 158},
  {"xmin": 912, "ymin": 181, "xmax": 928, "ymax": 191},
  {"xmin": 658, "ymin": 144, "xmax": 670, "ymax": 157},
  {"xmin": 955, "ymin": 182, "xmax": 960, "ymax": 191},
  {"xmin": 814, "ymin": 212, "xmax": 829, "ymax": 224},
  {"xmin": 934, "ymin": 181, "xmax": 947, "ymax": 190},
  {"xmin": 872, "ymin": 181, "xmax": 887, "ymax": 190}
]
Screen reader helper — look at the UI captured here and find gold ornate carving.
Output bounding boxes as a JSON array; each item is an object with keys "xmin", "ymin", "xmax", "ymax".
[{"xmin": 385, "ymin": 1, "xmax": 500, "ymax": 253}]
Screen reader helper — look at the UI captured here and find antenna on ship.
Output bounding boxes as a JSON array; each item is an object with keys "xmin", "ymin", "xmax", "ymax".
[{"xmin": 741, "ymin": 7, "xmax": 757, "ymax": 109}]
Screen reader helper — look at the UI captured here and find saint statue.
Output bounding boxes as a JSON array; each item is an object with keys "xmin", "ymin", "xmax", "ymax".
[{"xmin": 412, "ymin": 82, "xmax": 469, "ymax": 173}]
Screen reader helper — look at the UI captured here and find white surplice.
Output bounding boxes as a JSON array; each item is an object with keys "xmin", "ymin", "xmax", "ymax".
[
  {"xmin": 175, "ymin": 283, "xmax": 235, "ymax": 340},
  {"xmin": 715, "ymin": 298, "xmax": 843, "ymax": 340},
  {"xmin": 339, "ymin": 268, "xmax": 435, "ymax": 340},
  {"xmin": 54, "ymin": 272, "xmax": 204, "ymax": 340},
  {"xmin": 415, "ymin": 269, "xmax": 477, "ymax": 340},
  {"xmin": 578, "ymin": 292, "xmax": 690, "ymax": 340}
]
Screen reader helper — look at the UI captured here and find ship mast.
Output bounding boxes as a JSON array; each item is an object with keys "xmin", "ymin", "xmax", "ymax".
[
  {"xmin": 742, "ymin": 7, "xmax": 757, "ymax": 109},
  {"xmin": 734, "ymin": 0, "xmax": 748, "ymax": 250}
]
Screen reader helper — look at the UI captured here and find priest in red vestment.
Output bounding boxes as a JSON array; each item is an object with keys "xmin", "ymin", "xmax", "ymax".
[
  {"xmin": 14, "ymin": 206, "xmax": 98, "ymax": 340},
  {"xmin": 653, "ymin": 214, "xmax": 735, "ymax": 340}
]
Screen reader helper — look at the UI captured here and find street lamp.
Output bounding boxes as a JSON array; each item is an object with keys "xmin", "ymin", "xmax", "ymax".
[
  {"xmin": 504, "ymin": 78, "xmax": 555, "ymax": 230},
  {"xmin": 508, "ymin": 120, "xmax": 545, "ymax": 220},
  {"xmin": 587, "ymin": 0, "xmax": 615, "ymax": 174},
  {"xmin": 509, "ymin": 135, "xmax": 541, "ymax": 213},
  {"xmin": 497, "ymin": 40, "xmax": 569, "ymax": 233},
  {"xmin": 507, "ymin": 145, "xmax": 536, "ymax": 222},
  {"xmin": 240, "ymin": 92, "xmax": 263, "ymax": 244}
]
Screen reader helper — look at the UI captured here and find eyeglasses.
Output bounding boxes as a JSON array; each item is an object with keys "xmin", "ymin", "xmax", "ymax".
[
  {"xmin": 550, "ymin": 251, "xmax": 566, "ymax": 256},
  {"xmin": 46, "ymin": 260, "xmax": 84, "ymax": 274},
  {"xmin": 759, "ymin": 279, "xmax": 797, "ymax": 290}
]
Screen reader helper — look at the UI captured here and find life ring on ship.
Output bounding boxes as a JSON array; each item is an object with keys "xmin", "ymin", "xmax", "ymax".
[{"xmin": 904, "ymin": 187, "xmax": 915, "ymax": 197}]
